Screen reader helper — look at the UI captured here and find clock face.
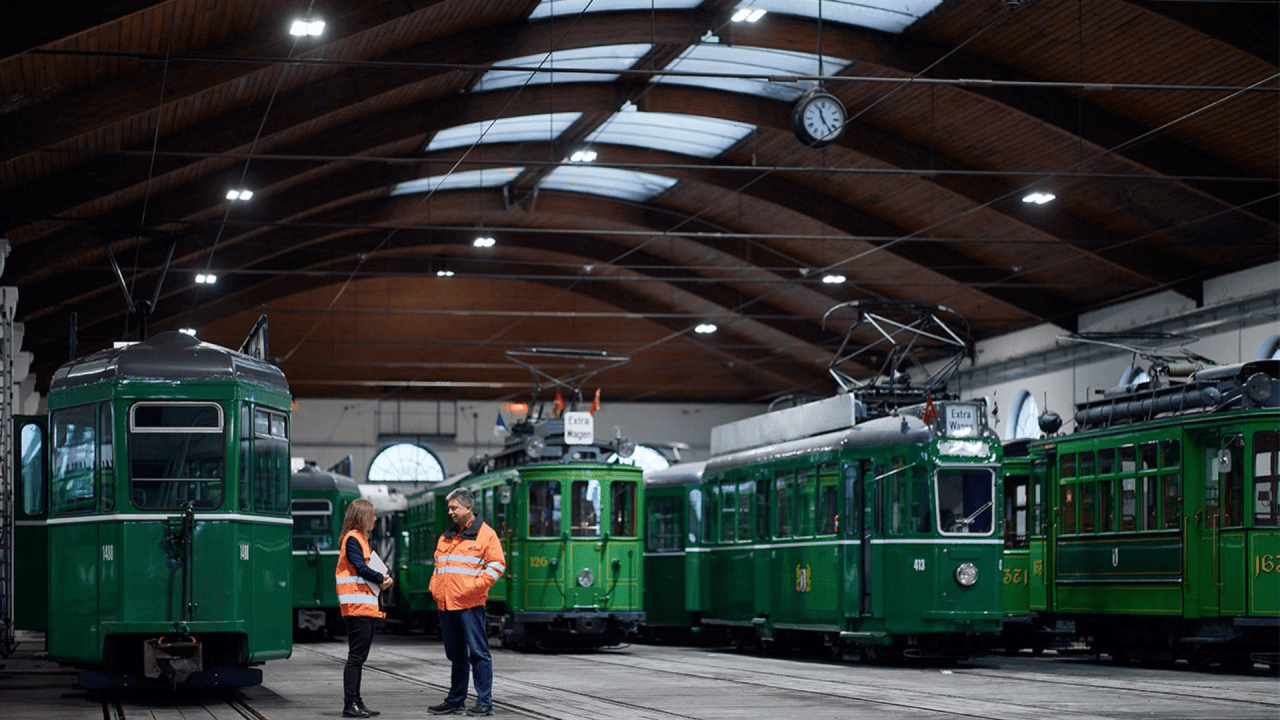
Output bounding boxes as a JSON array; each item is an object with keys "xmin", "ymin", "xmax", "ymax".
[{"xmin": 792, "ymin": 91, "xmax": 846, "ymax": 147}]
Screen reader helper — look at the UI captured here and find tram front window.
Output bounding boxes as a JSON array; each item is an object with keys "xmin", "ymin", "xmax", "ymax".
[
  {"xmin": 937, "ymin": 468, "xmax": 995, "ymax": 535},
  {"xmin": 129, "ymin": 402, "xmax": 225, "ymax": 510}
]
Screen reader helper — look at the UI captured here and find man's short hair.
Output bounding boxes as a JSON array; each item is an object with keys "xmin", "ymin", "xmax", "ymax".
[{"xmin": 446, "ymin": 487, "xmax": 475, "ymax": 508}]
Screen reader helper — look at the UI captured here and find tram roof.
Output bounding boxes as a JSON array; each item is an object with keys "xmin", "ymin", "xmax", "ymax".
[{"xmin": 50, "ymin": 330, "xmax": 289, "ymax": 394}]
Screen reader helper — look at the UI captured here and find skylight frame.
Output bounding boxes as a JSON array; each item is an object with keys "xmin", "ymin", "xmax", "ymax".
[
  {"xmin": 585, "ymin": 111, "xmax": 756, "ymax": 159},
  {"xmin": 476, "ymin": 44, "xmax": 653, "ymax": 93},
  {"xmin": 656, "ymin": 44, "xmax": 852, "ymax": 103},
  {"xmin": 541, "ymin": 165, "xmax": 678, "ymax": 203},
  {"xmin": 425, "ymin": 113, "xmax": 583, "ymax": 153},
  {"xmin": 391, "ymin": 167, "xmax": 525, "ymax": 196}
]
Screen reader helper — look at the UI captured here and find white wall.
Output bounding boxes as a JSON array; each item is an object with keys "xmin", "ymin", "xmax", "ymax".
[{"xmin": 291, "ymin": 398, "xmax": 767, "ymax": 483}]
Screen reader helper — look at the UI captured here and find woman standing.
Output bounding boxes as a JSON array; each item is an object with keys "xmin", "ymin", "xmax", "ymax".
[{"xmin": 335, "ymin": 499, "xmax": 393, "ymax": 718}]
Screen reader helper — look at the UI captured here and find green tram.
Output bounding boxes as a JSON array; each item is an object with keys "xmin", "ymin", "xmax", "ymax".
[
  {"xmin": 290, "ymin": 463, "xmax": 361, "ymax": 639},
  {"xmin": 404, "ymin": 417, "xmax": 645, "ymax": 649},
  {"xmin": 644, "ymin": 394, "xmax": 1005, "ymax": 661},
  {"xmin": 1028, "ymin": 359, "xmax": 1279, "ymax": 669},
  {"xmin": 14, "ymin": 331, "xmax": 293, "ymax": 687}
]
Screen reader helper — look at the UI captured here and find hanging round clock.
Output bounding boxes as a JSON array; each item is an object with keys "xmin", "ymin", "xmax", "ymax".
[{"xmin": 791, "ymin": 87, "xmax": 847, "ymax": 148}]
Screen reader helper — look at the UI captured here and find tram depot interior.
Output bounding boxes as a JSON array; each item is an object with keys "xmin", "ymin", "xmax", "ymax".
[{"xmin": 0, "ymin": 1, "xmax": 1277, "ymax": 479}]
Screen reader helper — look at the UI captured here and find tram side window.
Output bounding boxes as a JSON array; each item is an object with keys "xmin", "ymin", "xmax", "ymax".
[
  {"xmin": 1140, "ymin": 442, "xmax": 1159, "ymax": 471},
  {"xmin": 99, "ymin": 403, "xmax": 115, "ymax": 512},
  {"xmin": 775, "ymin": 473, "xmax": 793, "ymax": 538},
  {"xmin": 612, "ymin": 481, "xmax": 637, "ymax": 537},
  {"xmin": 239, "ymin": 404, "xmax": 252, "ymax": 511},
  {"xmin": 755, "ymin": 480, "xmax": 770, "ymax": 541},
  {"xmin": 1079, "ymin": 482, "xmax": 1097, "ymax": 533},
  {"xmin": 1062, "ymin": 485, "xmax": 1077, "ymax": 534},
  {"xmin": 1098, "ymin": 479, "xmax": 1115, "ymax": 533},
  {"xmin": 717, "ymin": 483, "xmax": 735, "ymax": 543},
  {"xmin": 687, "ymin": 488, "xmax": 703, "ymax": 545},
  {"xmin": 1162, "ymin": 475, "xmax": 1181, "ymax": 529},
  {"xmin": 528, "ymin": 480, "xmax": 561, "ymax": 537},
  {"xmin": 293, "ymin": 498, "xmax": 334, "ymax": 551},
  {"xmin": 1098, "ymin": 447, "xmax": 1116, "ymax": 475},
  {"xmin": 646, "ymin": 497, "xmax": 681, "ymax": 551},
  {"xmin": 1078, "ymin": 451, "xmax": 1096, "ymax": 476},
  {"xmin": 1120, "ymin": 445, "xmax": 1136, "ymax": 473},
  {"xmin": 1120, "ymin": 478, "xmax": 1137, "ymax": 531},
  {"xmin": 51, "ymin": 405, "xmax": 97, "ymax": 514},
  {"xmin": 843, "ymin": 464, "xmax": 861, "ymax": 538},
  {"xmin": 1004, "ymin": 473, "xmax": 1029, "ymax": 547},
  {"xmin": 1060, "ymin": 453, "xmax": 1076, "ymax": 478},
  {"xmin": 736, "ymin": 481, "xmax": 754, "ymax": 542},
  {"xmin": 1142, "ymin": 477, "xmax": 1159, "ymax": 530},
  {"xmin": 20, "ymin": 423, "xmax": 46, "ymax": 515},
  {"xmin": 129, "ymin": 402, "xmax": 224, "ymax": 511},
  {"xmin": 797, "ymin": 469, "xmax": 817, "ymax": 537},
  {"xmin": 1254, "ymin": 431, "xmax": 1280, "ymax": 527},
  {"xmin": 254, "ymin": 409, "xmax": 290, "ymax": 514},
  {"xmin": 817, "ymin": 465, "xmax": 839, "ymax": 536},
  {"xmin": 570, "ymin": 479, "xmax": 600, "ymax": 536}
]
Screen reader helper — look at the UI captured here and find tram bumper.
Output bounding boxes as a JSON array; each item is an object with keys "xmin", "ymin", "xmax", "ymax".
[{"xmin": 143, "ymin": 636, "xmax": 203, "ymax": 683}]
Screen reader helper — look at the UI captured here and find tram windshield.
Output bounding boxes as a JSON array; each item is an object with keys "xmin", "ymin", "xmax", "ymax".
[
  {"xmin": 937, "ymin": 467, "xmax": 995, "ymax": 535},
  {"xmin": 129, "ymin": 402, "xmax": 225, "ymax": 510},
  {"xmin": 292, "ymin": 498, "xmax": 334, "ymax": 550}
]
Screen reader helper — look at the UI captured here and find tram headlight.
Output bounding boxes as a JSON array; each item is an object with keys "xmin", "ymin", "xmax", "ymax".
[
  {"xmin": 577, "ymin": 568, "xmax": 595, "ymax": 587},
  {"xmin": 524, "ymin": 435, "xmax": 545, "ymax": 459},
  {"xmin": 954, "ymin": 562, "xmax": 978, "ymax": 587}
]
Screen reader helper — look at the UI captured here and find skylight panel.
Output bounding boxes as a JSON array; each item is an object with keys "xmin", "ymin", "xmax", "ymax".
[
  {"xmin": 755, "ymin": 0, "xmax": 944, "ymax": 34},
  {"xmin": 529, "ymin": 0, "xmax": 700, "ymax": 21},
  {"xmin": 426, "ymin": 113, "xmax": 582, "ymax": 152},
  {"xmin": 541, "ymin": 166, "xmax": 677, "ymax": 203},
  {"xmin": 476, "ymin": 44, "xmax": 652, "ymax": 93},
  {"xmin": 657, "ymin": 45, "xmax": 851, "ymax": 102},
  {"xmin": 391, "ymin": 167, "xmax": 525, "ymax": 196},
  {"xmin": 586, "ymin": 111, "xmax": 755, "ymax": 158}
]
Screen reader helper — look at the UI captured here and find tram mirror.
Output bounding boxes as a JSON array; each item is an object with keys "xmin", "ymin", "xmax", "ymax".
[
  {"xmin": 1216, "ymin": 449, "xmax": 1233, "ymax": 474},
  {"xmin": 500, "ymin": 485, "xmax": 511, "ymax": 504}
]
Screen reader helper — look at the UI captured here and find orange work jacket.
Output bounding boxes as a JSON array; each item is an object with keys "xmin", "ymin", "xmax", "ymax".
[
  {"xmin": 335, "ymin": 530, "xmax": 385, "ymax": 619},
  {"xmin": 429, "ymin": 515, "xmax": 505, "ymax": 611}
]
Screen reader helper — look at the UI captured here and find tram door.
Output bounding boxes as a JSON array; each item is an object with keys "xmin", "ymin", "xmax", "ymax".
[
  {"xmin": 1201, "ymin": 430, "xmax": 1246, "ymax": 615},
  {"xmin": 12, "ymin": 416, "xmax": 48, "ymax": 631}
]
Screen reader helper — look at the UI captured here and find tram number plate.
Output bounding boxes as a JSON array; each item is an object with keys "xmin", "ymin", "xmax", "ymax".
[{"xmin": 912, "ymin": 558, "xmax": 926, "ymax": 571}]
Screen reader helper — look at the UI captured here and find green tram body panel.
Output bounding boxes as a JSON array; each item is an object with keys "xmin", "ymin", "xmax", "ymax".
[
  {"xmin": 405, "ymin": 451, "xmax": 646, "ymax": 647},
  {"xmin": 290, "ymin": 466, "xmax": 362, "ymax": 634},
  {"xmin": 34, "ymin": 331, "xmax": 294, "ymax": 682},
  {"xmin": 646, "ymin": 402, "xmax": 1005, "ymax": 657},
  {"xmin": 1029, "ymin": 359, "xmax": 1280, "ymax": 665}
]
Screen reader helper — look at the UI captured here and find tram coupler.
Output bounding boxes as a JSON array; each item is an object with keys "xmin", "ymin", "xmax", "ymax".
[{"xmin": 143, "ymin": 635, "xmax": 202, "ymax": 684}]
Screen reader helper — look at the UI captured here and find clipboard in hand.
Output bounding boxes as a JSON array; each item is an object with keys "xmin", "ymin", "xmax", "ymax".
[{"xmin": 363, "ymin": 551, "xmax": 388, "ymax": 596}]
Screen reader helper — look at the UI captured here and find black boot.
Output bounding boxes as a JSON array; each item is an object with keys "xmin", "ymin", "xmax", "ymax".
[
  {"xmin": 355, "ymin": 700, "xmax": 381, "ymax": 717},
  {"xmin": 343, "ymin": 701, "xmax": 371, "ymax": 718}
]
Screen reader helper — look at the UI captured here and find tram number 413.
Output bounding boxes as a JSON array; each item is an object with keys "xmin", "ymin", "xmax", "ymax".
[{"xmin": 912, "ymin": 558, "xmax": 926, "ymax": 571}]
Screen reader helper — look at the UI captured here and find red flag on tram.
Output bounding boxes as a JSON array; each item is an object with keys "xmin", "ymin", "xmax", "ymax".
[
  {"xmin": 553, "ymin": 390, "xmax": 566, "ymax": 417},
  {"xmin": 589, "ymin": 388, "xmax": 601, "ymax": 414},
  {"xmin": 922, "ymin": 394, "xmax": 939, "ymax": 425}
]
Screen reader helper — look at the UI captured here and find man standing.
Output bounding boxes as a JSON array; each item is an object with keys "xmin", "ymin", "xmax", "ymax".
[{"xmin": 428, "ymin": 488, "xmax": 506, "ymax": 717}]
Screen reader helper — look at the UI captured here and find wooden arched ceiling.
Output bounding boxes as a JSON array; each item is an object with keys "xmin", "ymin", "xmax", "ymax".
[{"xmin": 2, "ymin": 0, "xmax": 1275, "ymax": 403}]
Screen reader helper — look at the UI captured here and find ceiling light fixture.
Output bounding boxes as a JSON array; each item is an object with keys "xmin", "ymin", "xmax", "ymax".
[
  {"xmin": 569, "ymin": 149, "xmax": 597, "ymax": 163},
  {"xmin": 289, "ymin": 17, "xmax": 326, "ymax": 37},
  {"xmin": 473, "ymin": 236, "xmax": 496, "ymax": 248},
  {"xmin": 822, "ymin": 274, "xmax": 846, "ymax": 284},
  {"xmin": 695, "ymin": 323, "xmax": 718, "ymax": 334},
  {"xmin": 179, "ymin": 327, "xmax": 197, "ymax": 336},
  {"xmin": 436, "ymin": 269, "xmax": 455, "ymax": 277},
  {"xmin": 225, "ymin": 189, "xmax": 254, "ymax": 201},
  {"xmin": 731, "ymin": 6, "xmax": 767, "ymax": 22},
  {"xmin": 195, "ymin": 273, "xmax": 218, "ymax": 284},
  {"xmin": 1022, "ymin": 191, "xmax": 1055, "ymax": 205}
]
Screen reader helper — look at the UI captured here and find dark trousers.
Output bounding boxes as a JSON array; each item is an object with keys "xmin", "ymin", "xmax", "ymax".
[
  {"xmin": 439, "ymin": 605, "xmax": 493, "ymax": 706},
  {"xmin": 343, "ymin": 616, "xmax": 377, "ymax": 704}
]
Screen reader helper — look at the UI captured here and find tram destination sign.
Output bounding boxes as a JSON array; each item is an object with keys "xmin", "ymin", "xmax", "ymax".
[{"xmin": 945, "ymin": 402, "xmax": 981, "ymax": 438}]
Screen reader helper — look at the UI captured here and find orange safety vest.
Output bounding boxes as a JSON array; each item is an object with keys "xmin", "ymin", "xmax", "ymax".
[
  {"xmin": 429, "ymin": 516, "xmax": 505, "ymax": 611},
  {"xmin": 335, "ymin": 530, "xmax": 385, "ymax": 619}
]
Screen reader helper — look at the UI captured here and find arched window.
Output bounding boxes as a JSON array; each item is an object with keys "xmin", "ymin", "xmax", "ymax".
[
  {"xmin": 1005, "ymin": 389, "xmax": 1040, "ymax": 440},
  {"xmin": 368, "ymin": 442, "xmax": 446, "ymax": 483},
  {"xmin": 1258, "ymin": 334, "xmax": 1280, "ymax": 361},
  {"xmin": 1119, "ymin": 364, "xmax": 1149, "ymax": 387}
]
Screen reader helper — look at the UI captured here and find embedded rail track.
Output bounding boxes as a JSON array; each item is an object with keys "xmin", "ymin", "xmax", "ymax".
[
  {"xmin": 297, "ymin": 639, "xmax": 1279, "ymax": 720},
  {"xmin": 101, "ymin": 689, "xmax": 268, "ymax": 720}
]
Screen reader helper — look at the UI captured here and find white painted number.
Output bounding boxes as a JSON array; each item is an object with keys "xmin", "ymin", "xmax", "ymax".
[
  {"xmin": 913, "ymin": 558, "xmax": 926, "ymax": 571},
  {"xmin": 102, "ymin": 544, "xmax": 114, "ymax": 561},
  {"xmin": 240, "ymin": 543, "xmax": 250, "ymax": 560}
]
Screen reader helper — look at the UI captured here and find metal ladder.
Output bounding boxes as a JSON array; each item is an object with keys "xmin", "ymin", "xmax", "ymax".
[{"xmin": 0, "ymin": 285, "xmax": 15, "ymax": 657}]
